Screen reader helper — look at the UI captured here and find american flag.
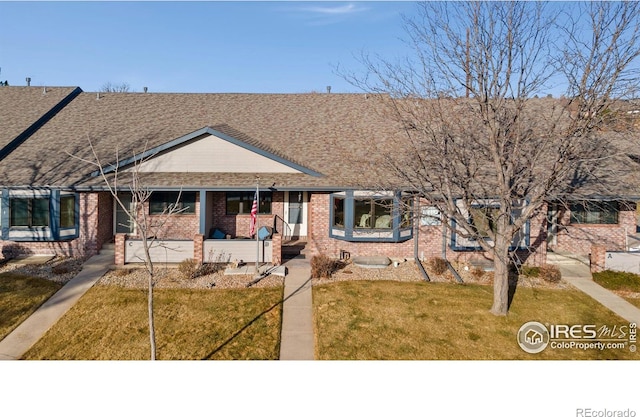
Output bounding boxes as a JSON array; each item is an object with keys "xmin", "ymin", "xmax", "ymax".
[{"xmin": 250, "ymin": 192, "xmax": 258, "ymax": 236}]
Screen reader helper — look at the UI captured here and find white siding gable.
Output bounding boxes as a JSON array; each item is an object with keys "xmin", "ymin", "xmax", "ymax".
[{"xmin": 133, "ymin": 133, "xmax": 302, "ymax": 173}]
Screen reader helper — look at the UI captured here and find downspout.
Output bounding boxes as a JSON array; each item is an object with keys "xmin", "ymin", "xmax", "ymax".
[
  {"xmin": 414, "ymin": 198, "xmax": 430, "ymax": 282},
  {"xmin": 443, "ymin": 221, "xmax": 464, "ymax": 283}
]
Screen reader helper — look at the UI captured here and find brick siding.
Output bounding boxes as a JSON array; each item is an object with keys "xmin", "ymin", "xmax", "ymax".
[
  {"xmin": 0, "ymin": 192, "xmax": 113, "ymax": 259},
  {"xmin": 308, "ymin": 193, "xmax": 549, "ymax": 266},
  {"xmin": 551, "ymin": 203, "xmax": 636, "ymax": 255}
]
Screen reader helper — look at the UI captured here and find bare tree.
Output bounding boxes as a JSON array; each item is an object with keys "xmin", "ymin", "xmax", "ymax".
[
  {"xmin": 100, "ymin": 82, "xmax": 132, "ymax": 93},
  {"xmin": 71, "ymin": 140, "xmax": 187, "ymax": 359},
  {"xmin": 345, "ymin": 1, "xmax": 640, "ymax": 315}
]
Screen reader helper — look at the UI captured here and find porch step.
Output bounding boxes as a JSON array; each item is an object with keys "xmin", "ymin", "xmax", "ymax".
[
  {"xmin": 100, "ymin": 243, "xmax": 115, "ymax": 255},
  {"xmin": 282, "ymin": 241, "xmax": 308, "ymax": 260}
]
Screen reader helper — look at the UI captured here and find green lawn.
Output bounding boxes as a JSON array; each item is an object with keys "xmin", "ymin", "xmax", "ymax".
[
  {"xmin": 314, "ymin": 280, "xmax": 638, "ymax": 360},
  {"xmin": 23, "ymin": 285, "xmax": 283, "ymax": 360},
  {"xmin": 0, "ymin": 272, "xmax": 63, "ymax": 341},
  {"xmin": 593, "ymin": 270, "xmax": 640, "ymax": 309}
]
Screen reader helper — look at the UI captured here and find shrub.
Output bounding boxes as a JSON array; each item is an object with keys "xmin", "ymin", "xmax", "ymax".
[
  {"xmin": 520, "ymin": 265, "xmax": 540, "ymax": 278},
  {"xmin": 539, "ymin": 264, "xmax": 561, "ymax": 283},
  {"xmin": 178, "ymin": 258, "xmax": 199, "ymax": 280},
  {"xmin": 428, "ymin": 257, "xmax": 448, "ymax": 275},
  {"xmin": 311, "ymin": 255, "xmax": 341, "ymax": 279},
  {"xmin": 114, "ymin": 268, "xmax": 132, "ymax": 277},
  {"xmin": 52, "ymin": 263, "xmax": 71, "ymax": 275},
  {"xmin": 471, "ymin": 267, "xmax": 485, "ymax": 279}
]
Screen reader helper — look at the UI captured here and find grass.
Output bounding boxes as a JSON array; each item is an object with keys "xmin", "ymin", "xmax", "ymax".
[
  {"xmin": 593, "ymin": 270, "xmax": 640, "ymax": 308},
  {"xmin": 314, "ymin": 280, "xmax": 638, "ymax": 360},
  {"xmin": 0, "ymin": 272, "xmax": 63, "ymax": 341},
  {"xmin": 593, "ymin": 270, "xmax": 640, "ymax": 292},
  {"xmin": 23, "ymin": 285, "xmax": 283, "ymax": 360}
]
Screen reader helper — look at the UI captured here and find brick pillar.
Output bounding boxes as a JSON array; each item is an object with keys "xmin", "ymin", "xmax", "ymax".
[
  {"xmin": 271, "ymin": 232, "xmax": 282, "ymax": 266},
  {"xmin": 194, "ymin": 234, "xmax": 204, "ymax": 265},
  {"xmin": 590, "ymin": 245, "xmax": 606, "ymax": 273},
  {"xmin": 115, "ymin": 233, "xmax": 126, "ymax": 266}
]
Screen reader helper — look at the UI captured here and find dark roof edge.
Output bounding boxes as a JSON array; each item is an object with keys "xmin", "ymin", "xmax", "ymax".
[
  {"xmin": 93, "ymin": 126, "xmax": 324, "ymax": 178},
  {"xmin": 0, "ymin": 87, "xmax": 83, "ymax": 162}
]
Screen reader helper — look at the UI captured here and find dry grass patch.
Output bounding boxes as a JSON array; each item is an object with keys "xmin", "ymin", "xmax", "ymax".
[
  {"xmin": 0, "ymin": 272, "xmax": 63, "ymax": 341},
  {"xmin": 314, "ymin": 280, "xmax": 637, "ymax": 360},
  {"xmin": 23, "ymin": 285, "xmax": 283, "ymax": 360}
]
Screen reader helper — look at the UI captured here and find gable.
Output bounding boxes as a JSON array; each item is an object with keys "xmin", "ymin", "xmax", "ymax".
[{"xmin": 131, "ymin": 131, "xmax": 305, "ymax": 174}]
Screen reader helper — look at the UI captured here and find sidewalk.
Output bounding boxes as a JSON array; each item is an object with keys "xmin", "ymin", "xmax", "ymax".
[
  {"xmin": 547, "ymin": 252, "xmax": 640, "ymax": 324},
  {"xmin": 279, "ymin": 256, "xmax": 314, "ymax": 360},
  {"xmin": 0, "ymin": 251, "xmax": 112, "ymax": 360}
]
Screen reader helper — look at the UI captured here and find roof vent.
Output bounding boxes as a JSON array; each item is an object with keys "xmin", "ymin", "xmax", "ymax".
[
  {"xmin": 326, "ymin": 86, "xmax": 331, "ymax": 94},
  {"xmin": 96, "ymin": 92, "xmax": 100, "ymax": 100},
  {"xmin": 143, "ymin": 86, "xmax": 148, "ymax": 93},
  {"xmin": 26, "ymin": 77, "xmax": 31, "ymax": 87},
  {"xmin": 42, "ymin": 86, "xmax": 47, "ymax": 95}
]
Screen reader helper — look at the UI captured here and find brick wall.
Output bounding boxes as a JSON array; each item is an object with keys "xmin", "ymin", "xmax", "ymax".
[
  {"xmin": 307, "ymin": 192, "xmax": 549, "ymax": 266},
  {"xmin": 552, "ymin": 202, "xmax": 636, "ymax": 255}
]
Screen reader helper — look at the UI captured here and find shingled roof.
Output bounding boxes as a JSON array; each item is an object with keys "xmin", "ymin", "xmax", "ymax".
[
  {"xmin": 0, "ymin": 87, "xmax": 638, "ymax": 198},
  {"xmin": 0, "ymin": 86, "xmax": 81, "ymax": 160},
  {"xmin": 0, "ymin": 89, "xmax": 402, "ymax": 190}
]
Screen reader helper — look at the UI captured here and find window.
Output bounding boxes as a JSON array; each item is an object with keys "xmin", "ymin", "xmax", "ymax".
[
  {"xmin": 333, "ymin": 197, "xmax": 345, "ymax": 227},
  {"xmin": 469, "ymin": 206, "xmax": 500, "ymax": 238},
  {"xmin": 420, "ymin": 206, "xmax": 441, "ymax": 226},
  {"xmin": 60, "ymin": 196, "xmax": 75, "ymax": 228},
  {"xmin": 570, "ymin": 201, "xmax": 619, "ymax": 224},
  {"xmin": 329, "ymin": 192, "xmax": 413, "ymax": 242},
  {"xmin": 226, "ymin": 191, "xmax": 272, "ymax": 214},
  {"xmin": 353, "ymin": 198, "xmax": 393, "ymax": 229},
  {"xmin": 10, "ymin": 198, "xmax": 49, "ymax": 227},
  {"xmin": 149, "ymin": 191, "xmax": 196, "ymax": 215}
]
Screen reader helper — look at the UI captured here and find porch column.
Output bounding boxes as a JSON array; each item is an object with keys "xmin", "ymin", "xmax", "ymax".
[
  {"xmin": 272, "ymin": 232, "xmax": 282, "ymax": 266},
  {"xmin": 194, "ymin": 234, "xmax": 204, "ymax": 265},
  {"xmin": 115, "ymin": 233, "xmax": 126, "ymax": 266},
  {"xmin": 590, "ymin": 245, "xmax": 606, "ymax": 273},
  {"xmin": 199, "ymin": 190, "xmax": 207, "ymax": 236}
]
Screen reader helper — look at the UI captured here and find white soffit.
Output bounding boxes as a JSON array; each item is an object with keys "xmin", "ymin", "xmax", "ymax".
[{"xmin": 132, "ymin": 133, "xmax": 302, "ymax": 173}]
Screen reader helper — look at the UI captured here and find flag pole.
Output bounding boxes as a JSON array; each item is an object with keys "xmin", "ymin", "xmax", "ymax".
[{"xmin": 255, "ymin": 177, "xmax": 260, "ymax": 275}]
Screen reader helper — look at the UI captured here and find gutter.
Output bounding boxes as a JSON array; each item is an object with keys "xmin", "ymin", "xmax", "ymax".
[
  {"xmin": 414, "ymin": 200, "xmax": 430, "ymax": 282},
  {"xmin": 442, "ymin": 221, "xmax": 464, "ymax": 283}
]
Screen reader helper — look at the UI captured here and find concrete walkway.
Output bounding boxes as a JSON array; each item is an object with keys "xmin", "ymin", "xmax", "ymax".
[
  {"xmin": 547, "ymin": 252, "xmax": 640, "ymax": 324},
  {"xmin": 0, "ymin": 251, "xmax": 113, "ymax": 360},
  {"xmin": 279, "ymin": 256, "xmax": 314, "ymax": 360}
]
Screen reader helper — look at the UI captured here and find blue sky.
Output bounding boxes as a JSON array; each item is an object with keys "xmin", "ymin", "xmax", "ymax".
[{"xmin": 0, "ymin": 1, "xmax": 416, "ymax": 93}]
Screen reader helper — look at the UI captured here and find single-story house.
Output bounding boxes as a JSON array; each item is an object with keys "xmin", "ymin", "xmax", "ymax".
[{"xmin": 0, "ymin": 86, "xmax": 638, "ymax": 268}]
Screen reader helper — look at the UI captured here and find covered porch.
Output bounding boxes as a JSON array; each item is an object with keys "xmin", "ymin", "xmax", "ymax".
[{"xmin": 112, "ymin": 189, "xmax": 309, "ymax": 266}]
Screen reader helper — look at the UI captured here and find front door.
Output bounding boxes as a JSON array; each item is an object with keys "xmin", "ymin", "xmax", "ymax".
[
  {"xmin": 114, "ymin": 193, "xmax": 135, "ymax": 234},
  {"xmin": 284, "ymin": 191, "xmax": 308, "ymax": 238}
]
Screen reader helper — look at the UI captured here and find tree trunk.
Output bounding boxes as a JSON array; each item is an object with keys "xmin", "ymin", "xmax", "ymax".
[
  {"xmin": 490, "ymin": 218, "xmax": 511, "ymax": 316},
  {"xmin": 148, "ymin": 272, "xmax": 156, "ymax": 360}
]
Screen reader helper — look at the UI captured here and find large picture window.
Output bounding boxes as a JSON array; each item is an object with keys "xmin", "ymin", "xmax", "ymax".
[
  {"xmin": 149, "ymin": 191, "xmax": 196, "ymax": 215},
  {"xmin": 329, "ymin": 191, "xmax": 413, "ymax": 242},
  {"xmin": 353, "ymin": 198, "xmax": 393, "ymax": 229},
  {"xmin": 469, "ymin": 206, "xmax": 500, "ymax": 238},
  {"xmin": 10, "ymin": 198, "xmax": 49, "ymax": 227},
  {"xmin": 570, "ymin": 201, "xmax": 619, "ymax": 225},
  {"xmin": 226, "ymin": 191, "xmax": 272, "ymax": 215}
]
